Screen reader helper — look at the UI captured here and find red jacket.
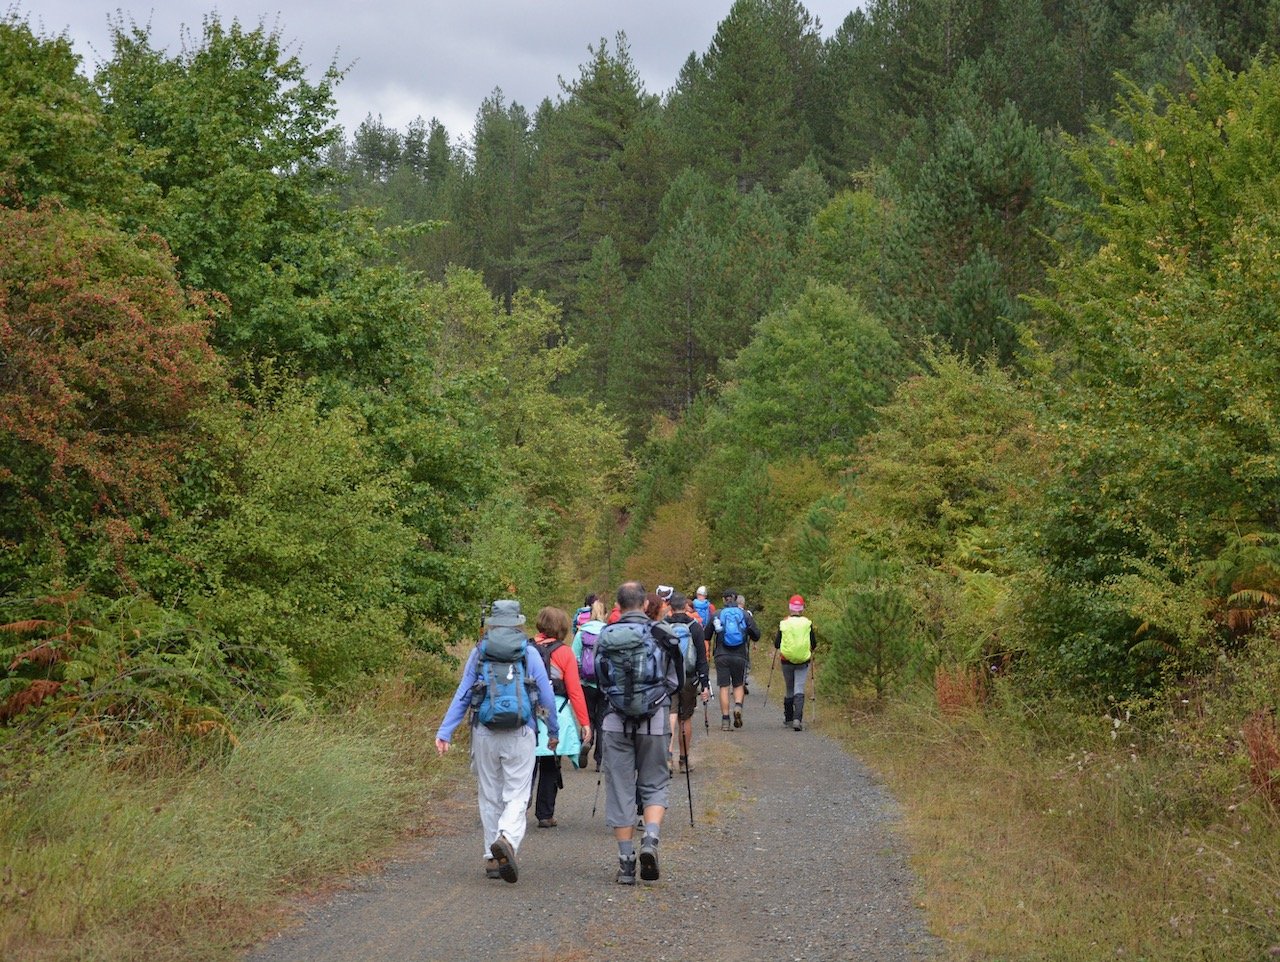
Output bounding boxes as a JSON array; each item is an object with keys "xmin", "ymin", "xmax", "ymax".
[{"xmin": 533, "ymin": 634, "xmax": 589, "ymax": 727}]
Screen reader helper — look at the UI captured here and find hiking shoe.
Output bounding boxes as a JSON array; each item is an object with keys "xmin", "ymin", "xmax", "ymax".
[
  {"xmin": 489, "ymin": 835, "xmax": 518, "ymax": 883},
  {"xmin": 721, "ymin": 717, "xmax": 731, "ymax": 731},
  {"xmin": 639, "ymin": 836, "xmax": 660, "ymax": 881},
  {"xmin": 793, "ymin": 719, "xmax": 803, "ymax": 731},
  {"xmin": 733, "ymin": 706, "xmax": 743, "ymax": 728},
  {"xmin": 616, "ymin": 856, "xmax": 637, "ymax": 885},
  {"xmin": 536, "ymin": 817, "xmax": 557, "ymax": 828},
  {"xmin": 484, "ymin": 858, "xmax": 500, "ymax": 880},
  {"xmin": 578, "ymin": 747, "xmax": 590, "ymax": 769},
  {"xmin": 678, "ymin": 755, "xmax": 689, "ymax": 773}
]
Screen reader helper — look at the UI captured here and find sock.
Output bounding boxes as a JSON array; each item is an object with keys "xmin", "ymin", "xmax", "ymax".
[
  {"xmin": 721, "ymin": 714, "xmax": 730, "ymax": 721},
  {"xmin": 644, "ymin": 822, "xmax": 660, "ymax": 842},
  {"xmin": 734, "ymin": 702, "xmax": 743, "ymax": 710},
  {"xmin": 618, "ymin": 839, "xmax": 635, "ymax": 859}
]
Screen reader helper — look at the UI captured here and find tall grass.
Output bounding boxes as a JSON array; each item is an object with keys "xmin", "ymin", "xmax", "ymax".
[
  {"xmin": 0, "ymin": 679, "xmax": 463, "ymax": 962},
  {"xmin": 839, "ymin": 683, "xmax": 1280, "ymax": 960}
]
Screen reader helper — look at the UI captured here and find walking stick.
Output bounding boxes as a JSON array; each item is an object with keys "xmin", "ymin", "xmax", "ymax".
[
  {"xmin": 591, "ymin": 768, "xmax": 602, "ymax": 818},
  {"xmin": 809, "ymin": 653, "xmax": 818, "ymax": 725},
  {"xmin": 679, "ymin": 720, "xmax": 694, "ymax": 827},
  {"xmin": 764, "ymin": 647, "xmax": 777, "ymax": 704}
]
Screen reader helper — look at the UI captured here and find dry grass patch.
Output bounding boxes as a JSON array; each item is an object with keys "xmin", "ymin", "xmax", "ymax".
[{"xmin": 837, "ymin": 688, "xmax": 1280, "ymax": 961}]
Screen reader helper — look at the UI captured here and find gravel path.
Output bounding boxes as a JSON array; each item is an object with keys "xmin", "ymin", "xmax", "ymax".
[{"xmin": 247, "ymin": 676, "xmax": 940, "ymax": 962}]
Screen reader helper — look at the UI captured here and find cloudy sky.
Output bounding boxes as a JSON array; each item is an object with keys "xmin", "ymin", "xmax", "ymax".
[{"xmin": 22, "ymin": 1, "xmax": 864, "ymax": 145}]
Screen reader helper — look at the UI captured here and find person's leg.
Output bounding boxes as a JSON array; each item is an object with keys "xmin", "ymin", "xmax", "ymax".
[
  {"xmin": 731, "ymin": 656, "xmax": 747, "ymax": 727},
  {"xmin": 715, "ymin": 654, "xmax": 732, "ymax": 728},
  {"xmin": 602, "ymin": 730, "xmax": 640, "ymax": 884},
  {"xmin": 782, "ymin": 662, "xmax": 797, "ymax": 724},
  {"xmin": 534, "ymin": 754, "xmax": 559, "ymax": 822},
  {"xmin": 635, "ymin": 732, "xmax": 670, "ymax": 881},
  {"xmin": 496, "ymin": 727, "xmax": 536, "ymax": 853},
  {"xmin": 471, "ymin": 726, "xmax": 503, "ymax": 857},
  {"xmin": 791, "ymin": 663, "xmax": 810, "ymax": 729}
]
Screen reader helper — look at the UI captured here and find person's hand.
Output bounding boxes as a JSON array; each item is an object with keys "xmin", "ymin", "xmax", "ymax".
[
  {"xmin": 548, "ymin": 737, "xmax": 559, "ymax": 751},
  {"xmin": 580, "ymin": 724, "xmax": 591, "ymax": 743},
  {"xmin": 435, "ymin": 737, "xmax": 450, "ymax": 756},
  {"xmin": 700, "ymin": 687, "xmax": 710, "ymax": 703}
]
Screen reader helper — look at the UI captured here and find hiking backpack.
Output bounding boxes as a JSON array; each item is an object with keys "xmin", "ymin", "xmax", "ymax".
[
  {"xmin": 573, "ymin": 606, "xmax": 592, "ymax": 629},
  {"xmin": 470, "ymin": 627, "xmax": 537, "ymax": 730},
  {"xmin": 719, "ymin": 606, "xmax": 747, "ymax": 647},
  {"xmin": 691, "ymin": 597, "xmax": 711, "ymax": 626},
  {"xmin": 577, "ymin": 621, "xmax": 603, "ymax": 684},
  {"xmin": 668, "ymin": 620, "xmax": 697, "ymax": 683},
  {"xmin": 778, "ymin": 616, "xmax": 813, "ymax": 663},
  {"xmin": 596, "ymin": 620, "xmax": 674, "ymax": 723},
  {"xmin": 533, "ymin": 639, "xmax": 568, "ymax": 697}
]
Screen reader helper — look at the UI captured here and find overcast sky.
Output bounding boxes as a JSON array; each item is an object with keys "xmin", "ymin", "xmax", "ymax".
[{"xmin": 21, "ymin": 1, "xmax": 864, "ymax": 146}]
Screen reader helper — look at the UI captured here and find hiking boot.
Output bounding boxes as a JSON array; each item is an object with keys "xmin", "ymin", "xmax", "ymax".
[
  {"xmin": 793, "ymin": 719, "xmax": 804, "ymax": 731},
  {"xmin": 489, "ymin": 835, "xmax": 518, "ymax": 883},
  {"xmin": 616, "ymin": 856, "xmax": 637, "ymax": 885},
  {"xmin": 639, "ymin": 836, "xmax": 660, "ymax": 881},
  {"xmin": 720, "ymin": 716, "xmax": 731, "ymax": 731},
  {"xmin": 733, "ymin": 705, "xmax": 743, "ymax": 728},
  {"xmin": 484, "ymin": 858, "xmax": 500, "ymax": 880},
  {"xmin": 678, "ymin": 755, "xmax": 689, "ymax": 773},
  {"xmin": 536, "ymin": 817, "xmax": 557, "ymax": 828}
]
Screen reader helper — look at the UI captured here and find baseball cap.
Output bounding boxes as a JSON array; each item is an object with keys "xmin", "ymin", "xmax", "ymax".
[{"xmin": 789, "ymin": 594, "xmax": 805, "ymax": 612}]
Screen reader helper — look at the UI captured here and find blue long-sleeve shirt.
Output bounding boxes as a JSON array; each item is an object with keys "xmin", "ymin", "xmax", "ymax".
[{"xmin": 436, "ymin": 643, "xmax": 559, "ymax": 743}]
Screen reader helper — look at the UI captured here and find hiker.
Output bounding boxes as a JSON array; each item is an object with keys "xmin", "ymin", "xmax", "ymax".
[
  {"xmin": 572, "ymin": 597, "xmax": 608, "ymax": 770},
  {"xmin": 596, "ymin": 581, "xmax": 681, "ymax": 884},
  {"xmin": 435, "ymin": 599, "xmax": 559, "ymax": 884},
  {"xmin": 531, "ymin": 606, "xmax": 592, "ymax": 827},
  {"xmin": 573, "ymin": 594, "xmax": 598, "ymax": 630},
  {"xmin": 691, "ymin": 585, "xmax": 715, "ymax": 628},
  {"xmin": 709, "ymin": 589, "xmax": 760, "ymax": 730},
  {"xmin": 665, "ymin": 590, "xmax": 709, "ymax": 771},
  {"xmin": 775, "ymin": 594, "xmax": 817, "ymax": 731}
]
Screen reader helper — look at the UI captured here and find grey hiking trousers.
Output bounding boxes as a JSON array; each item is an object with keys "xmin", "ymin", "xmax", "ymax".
[{"xmin": 601, "ymin": 729, "xmax": 670, "ymax": 829}]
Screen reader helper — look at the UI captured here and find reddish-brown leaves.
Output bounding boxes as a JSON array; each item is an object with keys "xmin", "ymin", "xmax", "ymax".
[{"xmin": 0, "ymin": 679, "xmax": 64, "ymax": 721}]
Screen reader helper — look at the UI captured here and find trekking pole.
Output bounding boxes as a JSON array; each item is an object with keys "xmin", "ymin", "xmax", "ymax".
[
  {"xmin": 679, "ymin": 722, "xmax": 694, "ymax": 827},
  {"xmin": 810, "ymin": 653, "xmax": 818, "ymax": 725},
  {"xmin": 591, "ymin": 769, "xmax": 602, "ymax": 818},
  {"xmin": 764, "ymin": 647, "xmax": 777, "ymax": 705}
]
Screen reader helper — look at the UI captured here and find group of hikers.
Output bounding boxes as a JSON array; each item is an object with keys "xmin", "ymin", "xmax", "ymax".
[{"xmin": 434, "ymin": 581, "xmax": 817, "ymax": 886}]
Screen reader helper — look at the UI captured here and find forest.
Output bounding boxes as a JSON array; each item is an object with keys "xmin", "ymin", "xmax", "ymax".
[{"xmin": 3, "ymin": 0, "xmax": 1280, "ymax": 957}]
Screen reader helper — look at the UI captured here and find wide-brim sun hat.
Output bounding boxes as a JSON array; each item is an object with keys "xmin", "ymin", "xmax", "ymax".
[{"xmin": 486, "ymin": 599, "xmax": 525, "ymax": 627}]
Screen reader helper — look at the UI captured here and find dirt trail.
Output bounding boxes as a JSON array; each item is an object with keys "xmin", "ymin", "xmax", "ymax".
[{"xmin": 247, "ymin": 678, "xmax": 939, "ymax": 962}]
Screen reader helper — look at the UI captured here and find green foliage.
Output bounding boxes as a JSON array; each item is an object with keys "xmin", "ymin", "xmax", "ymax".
[
  {"xmin": 812, "ymin": 553, "xmax": 919, "ymax": 698},
  {"xmin": 154, "ymin": 378, "xmax": 412, "ymax": 690},
  {"xmin": 719, "ymin": 281, "xmax": 905, "ymax": 462},
  {"xmin": 1025, "ymin": 58, "xmax": 1280, "ymax": 691},
  {"xmin": 0, "ymin": 18, "xmax": 148, "ymax": 216}
]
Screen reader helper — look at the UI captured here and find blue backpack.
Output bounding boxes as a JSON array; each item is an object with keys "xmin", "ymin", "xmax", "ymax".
[
  {"xmin": 720, "ymin": 606, "xmax": 747, "ymax": 647},
  {"xmin": 596, "ymin": 620, "xmax": 673, "ymax": 724},
  {"xmin": 471, "ymin": 627, "xmax": 537, "ymax": 730},
  {"xmin": 691, "ymin": 597, "xmax": 711, "ymax": 626}
]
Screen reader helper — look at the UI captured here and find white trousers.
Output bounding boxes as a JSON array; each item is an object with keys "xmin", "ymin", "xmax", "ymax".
[{"xmin": 470, "ymin": 724, "xmax": 536, "ymax": 857}]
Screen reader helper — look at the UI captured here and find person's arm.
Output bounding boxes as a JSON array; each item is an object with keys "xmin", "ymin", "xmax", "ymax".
[
  {"xmin": 746, "ymin": 610, "xmax": 761, "ymax": 643},
  {"xmin": 527, "ymin": 649, "xmax": 560, "ymax": 743},
  {"xmin": 435, "ymin": 649, "xmax": 480, "ymax": 753},
  {"xmin": 774, "ymin": 626, "xmax": 783, "ymax": 650},
  {"xmin": 809, "ymin": 625, "xmax": 817, "ymax": 651}
]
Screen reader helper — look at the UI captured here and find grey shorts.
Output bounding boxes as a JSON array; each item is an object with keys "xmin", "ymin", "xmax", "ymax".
[
  {"xmin": 600, "ymin": 729, "xmax": 670, "ymax": 828},
  {"xmin": 714, "ymin": 651, "xmax": 748, "ymax": 688}
]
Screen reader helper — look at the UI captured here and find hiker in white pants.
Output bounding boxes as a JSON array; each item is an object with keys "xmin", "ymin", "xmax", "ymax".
[{"xmin": 436, "ymin": 600, "xmax": 558, "ymax": 883}]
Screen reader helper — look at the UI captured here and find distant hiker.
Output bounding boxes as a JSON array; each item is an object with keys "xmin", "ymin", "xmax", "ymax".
[
  {"xmin": 531, "ymin": 606, "xmax": 592, "ymax": 827},
  {"xmin": 737, "ymin": 593, "xmax": 754, "ymax": 695},
  {"xmin": 596, "ymin": 581, "xmax": 681, "ymax": 884},
  {"xmin": 665, "ymin": 590, "xmax": 709, "ymax": 771},
  {"xmin": 775, "ymin": 595, "xmax": 817, "ymax": 731},
  {"xmin": 435, "ymin": 600, "xmax": 559, "ymax": 884},
  {"xmin": 572, "ymin": 597, "xmax": 608, "ymax": 769},
  {"xmin": 691, "ymin": 585, "xmax": 715, "ymax": 628},
  {"xmin": 709, "ymin": 589, "xmax": 760, "ymax": 730},
  {"xmin": 573, "ymin": 594, "xmax": 599, "ymax": 630}
]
